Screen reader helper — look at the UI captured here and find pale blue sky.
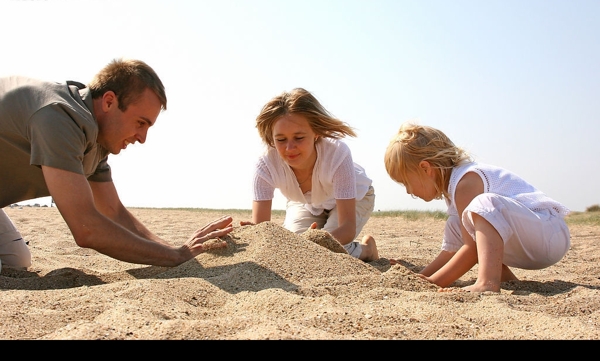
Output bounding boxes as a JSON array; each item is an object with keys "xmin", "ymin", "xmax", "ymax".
[{"xmin": 2, "ymin": 0, "xmax": 599, "ymax": 212}]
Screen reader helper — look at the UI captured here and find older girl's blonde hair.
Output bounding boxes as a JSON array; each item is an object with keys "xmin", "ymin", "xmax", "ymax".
[
  {"xmin": 255, "ymin": 88, "xmax": 356, "ymax": 147},
  {"xmin": 384, "ymin": 122, "xmax": 472, "ymax": 200}
]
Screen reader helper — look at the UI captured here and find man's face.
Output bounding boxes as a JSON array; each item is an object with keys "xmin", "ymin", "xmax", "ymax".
[{"xmin": 97, "ymin": 88, "xmax": 162, "ymax": 154}]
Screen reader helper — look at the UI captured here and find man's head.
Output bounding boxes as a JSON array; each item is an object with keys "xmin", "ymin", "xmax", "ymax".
[
  {"xmin": 91, "ymin": 59, "xmax": 167, "ymax": 154},
  {"xmin": 89, "ymin": 58, "xmax": 167, "ymax": 112}
]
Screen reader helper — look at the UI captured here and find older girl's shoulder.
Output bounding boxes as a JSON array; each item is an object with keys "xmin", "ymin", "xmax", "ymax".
[{"xmin": 319, "ymin": 137, "xmax": 350, "ymax": 152}]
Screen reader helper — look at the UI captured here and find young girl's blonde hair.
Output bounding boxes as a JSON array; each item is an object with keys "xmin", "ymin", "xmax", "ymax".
[{"xmin": 384, "ymin": 122, "xmax": 472, "ymax": 200}]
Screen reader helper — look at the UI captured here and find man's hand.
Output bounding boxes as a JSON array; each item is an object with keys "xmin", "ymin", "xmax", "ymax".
[{"xmin": 183, "ymin": 216, "xmax": 234, "ymax": 257}]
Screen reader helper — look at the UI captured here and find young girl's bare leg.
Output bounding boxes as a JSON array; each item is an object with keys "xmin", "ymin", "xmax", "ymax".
[
  {"xmin": 501, "ymin": 264, "xmax": 518, "ymax": 282},
  {"xmin": 359, "ymin": 235, "xmax": 379, "ymax": 262},
  {"xmin": 463, "ymin": 214, "xmax": 504, "ymax": 292}
]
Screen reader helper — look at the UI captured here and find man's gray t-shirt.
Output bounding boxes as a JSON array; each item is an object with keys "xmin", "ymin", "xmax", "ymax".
[{"xmin": 0, "ymin": 76, "xmax": 111, "ymax": 207}]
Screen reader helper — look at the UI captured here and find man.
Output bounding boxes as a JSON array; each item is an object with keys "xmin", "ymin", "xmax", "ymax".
[{"xmin": 0, "ymin": 58, "xmax": 232, "ymax": 271}]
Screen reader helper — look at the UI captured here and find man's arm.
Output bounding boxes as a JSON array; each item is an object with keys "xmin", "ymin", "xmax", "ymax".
[
  {"xmin": 89, "ymin": 179, "xmax": 168, "ymax": 244},
  {"xmin": 42, "ymin": 166, "xmax": 232, "ymax": 266}
]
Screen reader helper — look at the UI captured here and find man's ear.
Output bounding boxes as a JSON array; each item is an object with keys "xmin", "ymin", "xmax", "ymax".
[{"xmin": 101, "ymin": 91, "xmax": 117, "ymax": 112}]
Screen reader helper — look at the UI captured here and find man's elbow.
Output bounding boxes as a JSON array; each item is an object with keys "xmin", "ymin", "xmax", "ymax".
[{"xmin": 70, "ymin": 228, "xmax": 97, "ymax": 249}]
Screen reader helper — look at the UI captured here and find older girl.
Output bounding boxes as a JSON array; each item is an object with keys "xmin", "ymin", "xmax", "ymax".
[{"xmin": 244, "ymin": 88, "xmax": 378, "ymax": 262}]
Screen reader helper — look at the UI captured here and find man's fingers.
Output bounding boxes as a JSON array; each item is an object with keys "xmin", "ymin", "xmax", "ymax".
[
  {"xmin": 208, "ymin": 216, "xmax": 233, "ymax": 229},
  {"xmin": 194, "ymin": 225, "xmax": 233, "ymax": 242},
  {"xmin": 207, "ymin": 225, "xmax": 233, "ymax": 239},
  {"xmin": 193, "ymin": 216, "xmax": 234, "ymax": 238}
]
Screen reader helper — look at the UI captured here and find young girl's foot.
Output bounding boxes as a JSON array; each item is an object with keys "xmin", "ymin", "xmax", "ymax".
[{"xmin": 462, "ymin": 280, "xmax": 501, "ymax": 293}]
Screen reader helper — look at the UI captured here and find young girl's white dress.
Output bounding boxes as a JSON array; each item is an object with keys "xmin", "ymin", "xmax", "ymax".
[{"xmin": 443, "ymin": 162, "xmax": 570, "ymax": 269}]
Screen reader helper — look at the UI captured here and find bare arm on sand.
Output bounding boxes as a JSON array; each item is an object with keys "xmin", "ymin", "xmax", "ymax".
[{"xmin": 43, "ymin": 166, "xmax": 233, "ymax": 267}]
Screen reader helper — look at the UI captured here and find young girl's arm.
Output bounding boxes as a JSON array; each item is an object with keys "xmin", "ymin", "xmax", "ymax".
[
  {"xmin": 424, "ymin": 172, "xmax": 484, "ymax": 287},
  {"xmin": 420, "ymin": 250, "xmax": 455, "ymax": 276},
  {"xmin": 424, "ymin": 244, "xmax": 479, "ymax": 287}
]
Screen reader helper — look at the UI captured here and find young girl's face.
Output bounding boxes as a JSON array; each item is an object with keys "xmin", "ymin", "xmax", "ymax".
[
  {"xmin": 272, "ymin": 113, "xmax": 318, "ymax": 170},
  {"xmin": 403, "ymin": 162, "xmax": 438, "ymax": 202}
]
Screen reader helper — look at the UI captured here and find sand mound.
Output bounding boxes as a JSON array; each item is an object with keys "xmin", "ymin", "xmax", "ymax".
[{"xmin": 302, "ymin": 228, "xmax": 348, "ymax": 254}]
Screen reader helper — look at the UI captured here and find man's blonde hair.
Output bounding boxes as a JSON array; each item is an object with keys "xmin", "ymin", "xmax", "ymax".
[{"xmin": 89, "ymin": 58, "xmax": 167, "ymax": 111}]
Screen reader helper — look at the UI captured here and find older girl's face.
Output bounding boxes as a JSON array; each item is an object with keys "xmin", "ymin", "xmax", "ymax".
[{"xmin": 272, "ymin": 113, "xmax": 318, "ymax": 171}]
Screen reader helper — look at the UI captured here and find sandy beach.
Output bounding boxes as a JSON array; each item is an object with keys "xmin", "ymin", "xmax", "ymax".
[{"xmin": 1, "ymin": 206, "xmax": 598, "ymax": 340}]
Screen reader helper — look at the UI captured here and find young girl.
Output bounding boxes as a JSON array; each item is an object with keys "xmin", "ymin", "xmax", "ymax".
[
  {"xmin": 243, "ymin": 88, "xmax": 379, "ymax": 262},
  {"xmin": 384, "ymin": 122, "xmax": 571, "ymax": 292}
]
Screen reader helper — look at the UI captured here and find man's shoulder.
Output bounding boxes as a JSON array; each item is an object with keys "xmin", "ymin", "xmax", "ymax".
[
  {"xmin": 1, "ymin": 75, "xmax": 58, "ymax": 89},
  {"xmin": 1, "ymin": 76, "xmax": 71, "ymax": 103}
]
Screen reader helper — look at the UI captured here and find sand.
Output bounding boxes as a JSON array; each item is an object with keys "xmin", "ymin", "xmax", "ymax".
[{"xmin": 1, "ymin": 206, "xmax": 599, "ymax": 340}]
